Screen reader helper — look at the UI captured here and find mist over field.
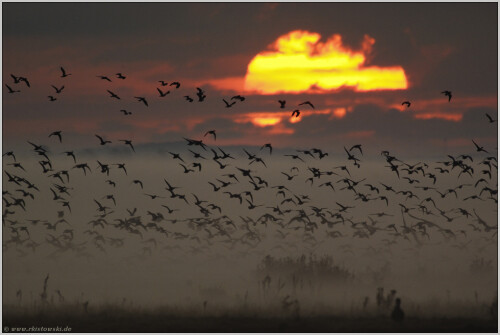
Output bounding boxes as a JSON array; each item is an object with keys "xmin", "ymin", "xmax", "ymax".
[{"xmin": 3, "ymin": 142, "xmax": 497, "ymax": 331}]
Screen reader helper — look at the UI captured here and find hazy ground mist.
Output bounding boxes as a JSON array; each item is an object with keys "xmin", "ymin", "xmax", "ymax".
[{"xmin": 3, "ymin": 142, "xmax": 498, "ymax": 330}]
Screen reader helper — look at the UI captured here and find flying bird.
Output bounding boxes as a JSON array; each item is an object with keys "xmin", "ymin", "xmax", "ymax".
[
  {"xmin": 120, "ymin": 109, "xmax": 132, "ymax": 115},
  {"xmin": 204, "ymin": 130, "xmax": 216, "ymax": 141},
  {"xmin": 158, "ymin": 80, "xmax": 168, "ymax": 86},
  {"xmin": 441, "ymin": 90, "xmax": 452, "ymax": 102},
  {"xmin": 51, "ymin": 85, "xmax": 64, "ymax": 94},
  {"xmin": 48, "ymin": 96, "xmax": 57, "ymax": 101},
  {"xmin": 60, "ymin": 67, "xmax": 71, "ymax": 78},
  {"xmin": 107, "ymin": 90, "xmax": 120, "ymax": 99},
  {"xmin": 95, "ymin": 134, "xmax": 111, "ymax": 145},
  {"xmin": 298, "ymin": 101, "xmax": 315, "ymax": 109},
  {"xmin": 157, "ymin": 88, "xmax": 170, "ymax": 97},
  {"xmin": 231, "ymin": 95, "xmax": 246, "ymax": 101},
  {"xmin": 119, "ymin": 139, "xmax": 135, "ymax": 152},
  {"xmin": 135, "ymin": 96, "xmax": 148, "ymax": 106},
  {"xmin": 472, "ymin": 139, "xmax": 489, "ymax": 154},
  {"xmin": 49, "ymin": 131, "xmax": 62, "ymax": 143},
  {"xmin": 278, "ymin": 100, "xmax": 286, "ymax": 109},
  {"xmin": 402, "ymin": 101, "xmax": 411, "ymax": 108},
  {"xmin": 291, "ymin": 110, "xmax": 300, "ymax": 118},
  {"xmin": 485, "ymin": 113, "xmax": 496, "ymax": 123},
  {"xmin": 260, "ymin": 143, "xmax": 272, "ymax": 155},
  {"xmin": 97, "ymin": 75, "xmax": 112, "ymax": 82},
  {"xmin": 170, "ymin": 82, "xmax": 181, "ymax": 89},
  {"xmin": 223, "ymin": 99, "xmax": 236, "ymax": 108},
  {"xmin": 5, "ymin": 84, "xmax": 20, "ymax": 93},
  {"xmin": 116, "ymin": 73, "xmax": 126, "ymax": 79},
  {"xmin": 184, "ymin": 96, "xmax": 194, "ymax": 102}
]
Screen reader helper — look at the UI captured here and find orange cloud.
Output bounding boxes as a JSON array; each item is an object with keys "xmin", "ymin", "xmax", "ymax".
[
  {"xmin": 414, "ymin": 113, "xmax": 462, "ymax": 122},
  {"xmin": 244, "ymin": 30, "xmax": 408, "ymax": 94}
]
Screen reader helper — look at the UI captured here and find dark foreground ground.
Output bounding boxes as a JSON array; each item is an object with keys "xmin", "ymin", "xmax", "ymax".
[{"xmin": 3, "ymin": 309, "xmax": 498, "ymax": 332}]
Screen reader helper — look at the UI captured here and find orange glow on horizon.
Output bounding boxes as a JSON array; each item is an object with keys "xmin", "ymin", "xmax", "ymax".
[
  {"xmin": 414, "ymin": 113, "xmax": 462, "ymax": 122},
  {"xmin": 244, "ymin": 30, "xmax": 408, "ymax": 94}
]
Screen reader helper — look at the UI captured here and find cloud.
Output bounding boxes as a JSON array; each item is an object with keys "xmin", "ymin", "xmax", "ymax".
[{"xmin": 243, "ymin": 30, "xmax": 408, "ymax": 94}]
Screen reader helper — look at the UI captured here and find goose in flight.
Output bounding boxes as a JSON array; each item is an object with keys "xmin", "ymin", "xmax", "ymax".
[
  {"xmin": 107, "ymin": 90, "xmax": 120, "ymax": 99},
  {"xmin": 278, "ymin": 100, "xmax": 286, "ymax": 109},
  {"xmin": 204, "ymin": 130, "xmax": 216, "ymax": 140},
  {"xmin": 157, "ymin": 88, "xmax": 170, "ymax": 97},
  {"xmin": 135, "ymin": 96, "xmax": 148, "ymax": 106},
  {"xmin": 485, "ymin": 113, "xmax": 496, "ymax": 123},
  {"xmin": 298, "ymin": 101, "xmax": 315, "ymax": 109},
  {"xmin": 472, "ymin": 139, "xmax": 489, "ymax": 154},
  {"xmin": 401, "ymin": 101, "xmax": 411, "ymax": 108},
  {"xmin": 5, "ymin": 84, "xmax": 20, "ymax": 93},
  {"xmin": 170, "ymin": 81, "xmax": 181, "ymax": 89},
  {"xmin": 51, "ymin": 85, "xmax": 64, "ymax": 94},
  {"xmin": 10, "ymin": 74, "xmax": 21, "ymax": 84},
  {"xmin": 158, "ymin": 80, "xmax": 168, "ymax": 86},
  {"xmin": 223, "ymin": 99, "xmax": 236, "ymax": 108},
  {"xmin": 441, "ymin": 90, "xmax": 452, "ymax": 102},
  {"xmin": 116, "ymin": 73, "xmax": 126, "ymax": 79},
  {"xmin": 184, "ymin": 95, "xmax": 194, "ymax": 102},
  {"xmin": 95, "ymin": 134, "xmax": 111, "ymax": 145},
  {"xmin": 231, "ymin": 95, "xmax": 245, "ymax": 101},
  {"xmin": 97, "ymin": 75, "xmax": 112, "ymax": 82},
  {"xmin": 284, "ymin": 154, "xmax": 304, "ymax": 162},
  {"xmin": 260, "ymin": 143, "xmax": 272, "ymax": 154},
  {"xmin": 120, "ymin": 109, "xmax": 132, "ymax": 115},
  {"xmin": 3, "ymin": 151, "xmax": 17, "ymax": 162},
  {"xmin": 113, "ymin": 163, "xmax": 127, "ymax": 175},
  {"xmin": 132, "ymin": 180, "xmax": 144, "ymax": 189},
  {"xmin": 169, "ymin": 152, "xmax": 185, "ymax": 163},
  {"xmin": 291, "ymin": 110, "xmax": 300, "ymax": 117},
  {"xmin": 196, "ymin": 87, "xmax": 206, "ymax": 102},
  {"xmin": 119, "ymin": 139, "xmax": 135, "ymax": 152},
  {"xmin": 349, "ymin": 144, "xmax": 363, "ymax": 155},
  {"xmin": 49, "ymin": 131, "xmax": 62, "ymax": 143},
  {"xmin": 18, "ymin": 77, "xmax": 30, "ymax": 87},
  {"xmin": 48, "ymin": 96, "xmax": 57, "ymax": 101},
  {"xmin": 60, "ymin": 67, "xmax": 71, "ymax": 78}
]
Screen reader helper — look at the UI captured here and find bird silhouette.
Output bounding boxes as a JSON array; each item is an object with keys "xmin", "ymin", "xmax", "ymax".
[
  {"xmin": 231, "ymin": 95, "xmax": 245, "ymax": 101},
  {"xmin": 119, "ymin": 140, "xmax": 135, "ymax": 152},
  {"xmin": 204, "ymin": 130, "xmax": 216, "ymax": 140},
  {"xmin": 157, "ymin": 88, "xmax": 170, "ymax": 97},
  {"xmin": 485, "ymin": 113, "xmax": 496, "ymax": 123},
  {"xmin": 402, "ymin": 101, "xmax": 411, "ymax": 108},
  {"xmin": 291, "ymin": 110, "xmax": 300, "ymax": 117},
  {"xmin": 107, "ymin": 90, "xmax": 120, "ymax": 99},
  {"xmin": 135, "ymin": 96, "xmax": 148, "ymax": 106},
  {"xmin": 260, "ymin": 143, "xmax": 272, "ymax": 155},
  {"xmin": 97, "ymin": 75, "xmax": 112, "ymax": 82},
  {"xmin": 116, "ymin": 73, "xmax": 126, "ymax": 79},
  {"xmin": 5, "ymin": 84, "xmax": 20, "ymax": 93},
  {"xmin": 51, "ymin": 85, "xmax": 64, "ymax": 94},
  {"xmin": 441, "ymin": 90, "xmax": 452, "ymax": 102},
  {"xmin": 95, "ymin": 134, "xmax": 111, "ymax": 145},
  {"xmin": 223, "ymin": 99, "xmax": 236, "ymax": 108},
  {"xmin": 472, "ymin": 139, "xmax": 489, "ymax": 154},
  {"xmin": 298, "ymin": 101, "xmax": 315, "ymax": 109},
  {"xmin": 49, "ymin": 131, "xmax": 62, "ymax": 143},
  {"xmin": 60, "ymin": 67, "xmax": 71, "ymax": 78}
]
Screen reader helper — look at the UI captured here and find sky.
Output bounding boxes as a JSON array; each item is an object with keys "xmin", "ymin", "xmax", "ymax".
[
  {"xmin": 2, "ymin": 3, "xmax": 498, "ymax": 321},
  {"xmin": 3, "ymin": 2, "xmax": 498, "ymax": 154}
]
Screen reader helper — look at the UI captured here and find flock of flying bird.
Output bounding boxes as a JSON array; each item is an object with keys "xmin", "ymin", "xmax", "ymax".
[{"xmin": 2, "ymin": 67, "xmax": 498, "ymax": 261}]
